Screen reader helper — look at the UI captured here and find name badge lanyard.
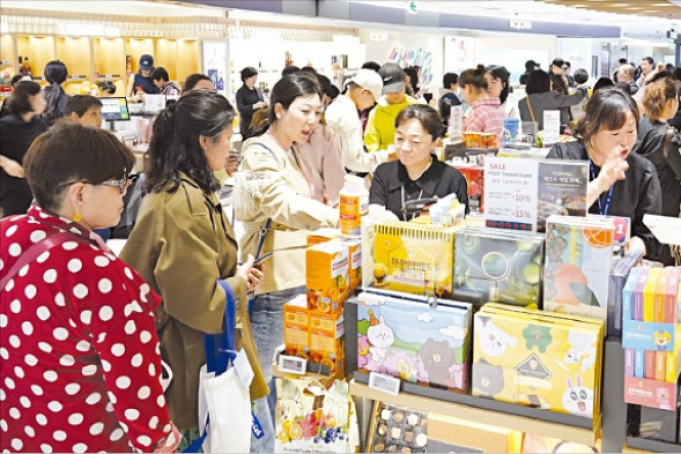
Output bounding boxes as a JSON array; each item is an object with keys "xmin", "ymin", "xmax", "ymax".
[
  {"xmin": 590, "ymin": 160, "xmax": 614, "ymax": 216},
  {"xmin": 401, "ymin": 186, "xmax": 424, "ymax": 222}
]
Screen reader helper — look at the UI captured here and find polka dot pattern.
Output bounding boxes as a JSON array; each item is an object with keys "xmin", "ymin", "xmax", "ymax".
[{"xmin": 1, "ymin": 208, "xmax": 170, "ymax": 452}]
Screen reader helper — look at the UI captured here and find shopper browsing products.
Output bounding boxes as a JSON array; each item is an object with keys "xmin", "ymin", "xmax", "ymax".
[
  {"xmin": 236, "ymin": 66, "xmax": 268, "ymax": 140},
  {"xmin": 120, "ymin": 91, "xmax": 267, "ymax": 440},
  {"xmin": 370, "ymin": 104, "xmax": 469, "ymax": 220},
  {"xmin": 151, "ymin": 67, "xmax": 180, "ymax": 96},
  {"xmin": 42, "ymin": 59, "xmax": 70, "ymax": 127},
  {"xmin": 64, "ymin": 95, "xmax": 103, "ymax": 128},
  {"xmin": 518, "ymin": 69, "xmax": 586, "ymax": 131},
  {"xmin": 0, "ymin": 81, "xmax": 47, "ymax": 217},
  {"xmin": 0, "ymin": 122, "xmax": 180, "ymax": 453},
  {"xmin": 547, "ymin": 88, "xmax": 662, "ymax": 257},
  {"xmin": 234, "ymin": 71, "xmax": 339, "ymax": 453},
  {"xmin": 326, "ymin": 68, "xmax": 392, "ymax": 174},
  {"xmin": 365, "ymin": 63, "xmax": 422, "ymax": 153},
  {"xmin": 126, "ymin": 54, "xmax": 160, "ymax": 97},
  {"xmin": 459, "ymin": 68, "xmax": 506, "ymax": 145}
]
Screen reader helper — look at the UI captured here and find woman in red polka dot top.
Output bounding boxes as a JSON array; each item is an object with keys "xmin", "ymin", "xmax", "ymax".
[{"xmin": 0, "ymin": 123, "xmax": 180, "ymax": 453}]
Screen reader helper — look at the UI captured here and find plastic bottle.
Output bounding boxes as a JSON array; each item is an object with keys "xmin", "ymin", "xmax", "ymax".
[{"xmin": 339, "ymin": 175, "xmax": 368, "ymax": 237}]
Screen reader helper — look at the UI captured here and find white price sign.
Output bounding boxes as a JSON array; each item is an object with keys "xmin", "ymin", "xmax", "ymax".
[{"xmin": 484, "ymin": 157, "xmax": 539, "ymax": 231}]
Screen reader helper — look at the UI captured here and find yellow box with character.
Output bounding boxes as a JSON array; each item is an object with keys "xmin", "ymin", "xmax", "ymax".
[
  {"xmin": 373, "ymin": 221, "xmax": 457, "ymax": 298},
  {"xmin": 472, "ymin": 304, "xmax": 604, "ymax": 419},
  {"xmin": 306, "ymin": 239, "xmax": 349, "ymax": 313}
]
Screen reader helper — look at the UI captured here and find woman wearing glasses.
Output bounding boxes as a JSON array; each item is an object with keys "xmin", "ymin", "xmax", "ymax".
[
  {"xmin": 370, "ymin": 104, "xmax": 469, "ymax": 220},
  {"xmin": 120, "ymin": 91, "xmax": 268, "ymax": 445},
  {"xmin": 0, "ymin": 122, "xmax": 180, "ymax": 453}
]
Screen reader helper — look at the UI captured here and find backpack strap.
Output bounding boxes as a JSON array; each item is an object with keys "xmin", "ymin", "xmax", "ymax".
[
  {"xmin": 525, "ymin": 97, "xmax": 536, "ymax": 124},
  {"xmin": 0, "ymin": 232, "xmax": 90, "ymax": 290}
]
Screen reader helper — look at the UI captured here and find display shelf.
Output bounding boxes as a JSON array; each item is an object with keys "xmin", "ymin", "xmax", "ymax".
[
  {"xmin": 155, "ymin": 38, "xmax": 178, "ymax": 81},
  {"xmin": 273, "ymin": 364, "xmax": 345, "ymax": 382},
  {"xmin": 56, "ymin": 36, "xmax": 91, "ymax": 78},
  {"xmin": 349, "ymin": 380, "xmax": 598, "ymax": 446},
  {"xmin": 0, "ymin": 35, "xmax": 16, "ymax": 75},
  {"xmin": 93, "ymin": 37, "xmax": 126, "ymax": 80},
  {"xmin": 16, "ymin": 35, "xmax": 56, "ymax": 78},
  {"xmin": 627, "ymin": 436, "xmax": 681, "ymax": 453},
  {"xmin": 125, "ymin": 38, "xmax": 155, "ymax": 74},
  {"xmin": 176, "ymin": 38, "xmax": 200, "ymax": 86}
]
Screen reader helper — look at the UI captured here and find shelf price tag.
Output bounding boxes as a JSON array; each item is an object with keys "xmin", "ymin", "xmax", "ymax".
[
  {"xmin": 368, "ymin": 372, "xmax": 401, "ymax": 396},
  {"xmin": 278, "ymin": 354, "xmax": 307, "ymax": 375}
]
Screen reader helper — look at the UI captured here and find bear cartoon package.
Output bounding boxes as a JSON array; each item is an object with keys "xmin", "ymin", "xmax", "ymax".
[
  {"xmin": 356, "ymin": 289, "xmax": 472, "ymax": 392},
  {"xmin": 472, "ymin": 303, "xmax": 604, "ymax": 419}
]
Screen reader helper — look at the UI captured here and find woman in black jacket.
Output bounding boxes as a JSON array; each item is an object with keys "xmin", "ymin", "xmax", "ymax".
[
  {"xmin": 547, "ymin": 88, "xmax": 661, "ymax": 258},
  {"xmin": 235, "ymin": 66, "xmax": 267, "ymax": 140},
  {"xmin": 635, "ymin": 76, "xmax": 681, "ymax": 264},
  {"xmin": 0, "ymin": 81, "xmax": 47, "ymax": 216}
]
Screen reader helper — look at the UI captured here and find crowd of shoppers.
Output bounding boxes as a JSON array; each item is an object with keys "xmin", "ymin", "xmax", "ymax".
[{"xmin": 1, "ymin": 47, "xmax": 681, "ymax": 454}]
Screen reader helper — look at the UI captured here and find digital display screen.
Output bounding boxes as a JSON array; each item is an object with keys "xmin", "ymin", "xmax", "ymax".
[{"xmin": 99, "ymin": 97, "xmax": 130, "ymax": 121}]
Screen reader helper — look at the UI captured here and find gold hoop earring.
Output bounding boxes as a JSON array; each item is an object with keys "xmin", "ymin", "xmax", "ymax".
[{"xmin": 74, "ymin": 211, "xmax": 82, "ymax": 223}]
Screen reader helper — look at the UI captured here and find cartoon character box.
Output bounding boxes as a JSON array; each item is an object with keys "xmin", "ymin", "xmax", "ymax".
[
  {"xmin": 356, "ymin": 289, "xmax": 472, "ymax": 392},
  {"xmin": 472, "ymin": 304, "xmax": 604, "ymax": 419}
]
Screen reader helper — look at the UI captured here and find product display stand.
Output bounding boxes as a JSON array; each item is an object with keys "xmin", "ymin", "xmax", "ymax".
[{"xmin": 345, "ymin": 298, "xmax": 676, "ymax": 452}]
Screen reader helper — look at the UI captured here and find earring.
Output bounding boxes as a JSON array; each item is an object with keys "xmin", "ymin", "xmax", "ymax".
[{"xmin": 74, "ymin": 213, "xmax": 82, "ymax": 223}]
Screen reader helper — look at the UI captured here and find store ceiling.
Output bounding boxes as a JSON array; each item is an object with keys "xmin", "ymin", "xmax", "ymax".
[{"xmin": 537, "ymin": 0, "xmax": 680, "ymax": 19}]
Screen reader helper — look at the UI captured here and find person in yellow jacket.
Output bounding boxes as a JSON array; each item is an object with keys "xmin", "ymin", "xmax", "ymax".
[{"xmin": 364, "ymin": 62, "xmax": 423, "ymax": 153}]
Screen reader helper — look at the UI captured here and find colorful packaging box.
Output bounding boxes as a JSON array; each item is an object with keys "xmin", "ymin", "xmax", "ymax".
[
  {"xmin": 367, "ymin": 402, "xmax": 428, "ymax": 453},
  {"xmin": 275, "ymin": 378, "xmax": 350, "ymax": 454},
  {"xmin": 472, "ymin": 304, "xmax": 604, "ymax": 419},
  {"xmin": 588, "ymin": 214, "xmax": 631, "ymax": 248},
  {"xmin": 463, "ymin": 132, "xmax": 484, "ymax": 149},
  {"xmin": 341, "ymin": 238, "xmax": 362, "ymax": 295},
  {"xmin": 309, "ymin": 310, "xmax": 345, "ymax": 374},
  {"xmin": 307, "ymin": 228, "xmax": 341, "ymax": 247},
  {"xmin": 283, "ymin": 295, "xmax": 310, "ymax": 358},
  {"xmin": 428, "ymin": 413, "xmax": 523, "ymax": 453},
  {"xmin": 607, "ymin": 252, "xmax": 642, "ymax": 336},
  {"xmin": 306, "ymin": 239, "xmax": 349, "ymax": 313},
  {"xmin": 373, "ymin": 221, "xmax": 457, "ymax": 297},
  {"xmin": 543, "ymin": 215, "xmax": 615, "ymax": 321},
  {"xmin": 536, "ymin": 161, "xmax": 588, "ymax": 231},
  {"xmin": 453, "ymin": 227, "xmax": 544, "ymax": 308},
  {"xmin": 451, "ymin": 164, "xmax": 484, "ymax": 213},
  {"xmin": 357, "ymin": 289, "xmax": 472, "ymax": 392}
]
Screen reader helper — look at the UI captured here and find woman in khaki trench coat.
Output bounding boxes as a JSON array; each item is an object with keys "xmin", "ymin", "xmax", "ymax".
[
  {"xmin": 235, "ymin": 71, "xmax": 339, "ymax": 453},
  {"xmin": 121, "ymin": 91, "xmax": 268, "ymax": 439}
]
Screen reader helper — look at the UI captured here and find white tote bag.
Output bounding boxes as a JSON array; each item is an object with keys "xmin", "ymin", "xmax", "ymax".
[{"xmin": 189, "ymin": 281, "xmax": 252, "ymax": 454}]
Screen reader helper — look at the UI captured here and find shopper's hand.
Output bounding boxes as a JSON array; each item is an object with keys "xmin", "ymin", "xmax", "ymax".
[
  {"xmin": 254, "ymin": 101, "xmax": 267, "ymax": 110},
  {"xmin": 152, "ymin": 422, "xmax": 181, "ymax": 453},
  {"xmin": 226, "ymin": 154, "xmax": 239, "ymax": 175},
  {"xmin": 236, "ymin": 254, "xmax": 264, "ymax": 291},
  {"xmin": 1, "ymin": 158, "xmax": 24, "ymax": 178}
]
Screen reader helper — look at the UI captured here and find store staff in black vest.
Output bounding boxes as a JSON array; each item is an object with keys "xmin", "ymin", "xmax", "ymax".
[
  {"xmin": 236, "ymin": 67, "xmax": 267, "ymax": 140},
  {"xmin": 547, "ymin": 88, "xmax": 662, "ymax": 258},
  {"xmin": 127, "ymin": 54, "xmax": 160, "ymax": 97},
  {"xmin": 370, "ymin": 104, "xmax": 468, "ymax": 220}
]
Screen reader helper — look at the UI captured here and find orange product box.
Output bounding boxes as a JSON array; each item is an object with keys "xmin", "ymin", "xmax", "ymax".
[
  {"xmin": 307, "ymin": 228, "xmax": 341, "ymax": 247},
  {"xmin": 309, "ymin": 309, "xmax": 345, "ymax": 373},
  {"xmin": 283, "ymin": 295, "xmax": 310, "ymax": 357},
  {"xmin": 463, "ymin": 132, "xmax": 483, "ymax": 148},
  {"xmin": 341, "ymin": 238, "xmax": 362, "ymax": 294},
  {"xmin": 306, "ymin": 239, "xmax": 349, "ymax": 313},
  {"xmin": 481, "ymin": 133, "xmax": 497, "ymax": 149}
]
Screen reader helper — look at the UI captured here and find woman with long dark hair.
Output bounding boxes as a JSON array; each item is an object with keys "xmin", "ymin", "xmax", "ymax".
[
  {"xmin": 234, "ymin": 71, "xmax": 339, "ymax": 453},
  {"xmin": 485, "ymin": 65, "xmax": 518, "ymax": 119},
  {"xmin": 120, "ymin": 90, "xmax": 267, "ymax": 445},
  {"xmin": 0, "ymin": 81, "xmax": 47, "ymax": 216},
  {"xmin": 42, "ymin": 60, "xmax": 69, "ymax": 126}
]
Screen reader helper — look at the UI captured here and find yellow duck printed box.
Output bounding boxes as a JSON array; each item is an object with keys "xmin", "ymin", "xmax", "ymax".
[
  {"xmin": 373, "ymin": 221, "xmax": 458, "ymax": 298},
  {"xmin": 473, "ymin": 304, "xmax": 604, "ymax": 419}
]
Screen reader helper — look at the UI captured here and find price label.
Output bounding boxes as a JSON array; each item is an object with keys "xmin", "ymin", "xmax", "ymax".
[
  {"xmin": 368, "ymin": 372, "xmax": 401, "ymax": 396},
  {"xmin": 278, "ymin": 354, "xmax": 307, "ymax": 375}
]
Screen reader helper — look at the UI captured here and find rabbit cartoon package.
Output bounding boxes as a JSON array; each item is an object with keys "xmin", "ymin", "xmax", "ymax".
[
  {"xmin": 356, "ymin": 289, "xmax": 472, "ymax": 392},
  {"xmin": 472, "ymin": 304, "xmax": 604, "ymax": 419}
]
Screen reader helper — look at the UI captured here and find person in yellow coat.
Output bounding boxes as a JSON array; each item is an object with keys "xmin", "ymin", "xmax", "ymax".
[
  {"xmin": 234, "ymin": 71, "xmax": 339, "ymax": 453},
  {"xmin": 364, "ymin": 63, "xmax": 422, "ymax": 153},
  {"xmin": 120, "ymin": 91, "xmax": 268, "ymax": 441}
]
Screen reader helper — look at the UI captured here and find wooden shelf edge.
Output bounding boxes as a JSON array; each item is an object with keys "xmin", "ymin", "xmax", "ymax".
[
  {"xmin": 272, "ymin": 364, "xmax": 346, "ymax": 382},
  {"xmin": 349, "ymin": 380, "xmax": 599, "ymax": 447}
]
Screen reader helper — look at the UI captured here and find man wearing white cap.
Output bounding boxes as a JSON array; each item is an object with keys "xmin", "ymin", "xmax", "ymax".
[{"xmin": 325, "ymin": 69, "xmax": 393, "ymax": 174}]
